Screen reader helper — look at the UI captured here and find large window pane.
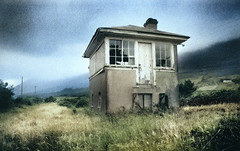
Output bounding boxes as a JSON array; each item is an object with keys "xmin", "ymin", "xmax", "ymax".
[
  {"xmin": 129, "ymin": 58, "xmax": 135, "ymax": 65},
  {"xmin": 116, "ymin": 40, "xmax": 122, "ymax": 49},
  {"xmin": 116, "ymin": 49, "xmax": 122, "ymax": 57},
  {"xmin": 110, "ymin": 49, "xmax": 115, "ymax": 56},
  {"xmin": 129, "ymin": 41, "xmax": 134, "ymax": 49},
  {"xmin": 160, "ymin": 48, "xmax": 165, "ymax": 59},
  {"xmin": 110, "ymin": 57, "xmax": 115, "ymax": 64},
  {"xmin": 161, "ymin": 59, "xmax": 166, "ymax": 67},
  {"xmin": 156, "ymin": 59, "xmax": 160, "ymax": 66},
  {"xmin": 129, "ymin": 48, "xmax": 134, "ymax": 56},
  {"xmin": 110, "ymin": 40, "xmax": 115, "ymax": 48},
  {"xmin": 123, "ymin": 41, "xmax": 128, "ymax": 48},
  {"xmin": 167, "ymin": 60, "xmax": 171, "ymax": 67}
]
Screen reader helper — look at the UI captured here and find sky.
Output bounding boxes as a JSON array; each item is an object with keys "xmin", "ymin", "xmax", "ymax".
[{"xmin": 1, "ymin": 0, "xmax": 240, "ymax": 86}]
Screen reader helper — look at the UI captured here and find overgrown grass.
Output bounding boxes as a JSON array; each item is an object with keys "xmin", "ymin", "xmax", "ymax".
[{"xmin": 0, "ymin": 103, "xmax": 239, "ymax": 150}]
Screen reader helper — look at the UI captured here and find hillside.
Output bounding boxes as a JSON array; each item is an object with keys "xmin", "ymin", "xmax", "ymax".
[{"xmin": 179, "ymin": 37, "xmax": 240, "ymax": 76}]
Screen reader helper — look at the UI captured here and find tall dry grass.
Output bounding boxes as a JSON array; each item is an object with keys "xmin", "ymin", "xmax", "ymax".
[{"xmin": 0, "ymin": 103, "xmax": 239, "ymax": 150}]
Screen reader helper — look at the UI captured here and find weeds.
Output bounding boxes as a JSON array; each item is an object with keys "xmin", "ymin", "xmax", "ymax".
[{"xmin": 0, "ymin": 103, "xmax": 239, "ymax": 150}]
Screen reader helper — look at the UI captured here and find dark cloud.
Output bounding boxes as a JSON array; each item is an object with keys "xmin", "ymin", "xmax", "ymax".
[
  {"xmin": 0, "ymin": 1, "xmax": 100, "ymax": 55},
  {"xmin": 198, "ymin": 0, "xmax": 240, "ymax": 21},
  {"xmin": 0, "ymin": 1, "xmax": 33, "ymax": 50}
]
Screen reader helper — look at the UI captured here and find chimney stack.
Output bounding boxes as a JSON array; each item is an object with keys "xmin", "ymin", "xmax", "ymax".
[{"xmin": 144, "ymin": 18, "xmax": 158, "ymax": 30}]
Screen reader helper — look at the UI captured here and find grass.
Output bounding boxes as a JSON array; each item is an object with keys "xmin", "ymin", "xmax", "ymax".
[
  {"xmin": 179, "ymin": 73, "xmax": 240, "ymax": 92},
  {"xmin": 0, "ymin": 103, "xmax": 240, "ymax": 150}
]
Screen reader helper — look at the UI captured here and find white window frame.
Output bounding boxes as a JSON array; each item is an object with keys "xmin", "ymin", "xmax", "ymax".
[
  {"xmin": 155, "ymin": 43, "xmax": 174, "ymax": 70},
  {"xmin": 108, "ymin": 39, "xmax": 136, "ymax": 66}
]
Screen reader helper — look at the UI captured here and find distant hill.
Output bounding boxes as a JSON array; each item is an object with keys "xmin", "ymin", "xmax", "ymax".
[
  {"xmin": 179, "ymin": 37, "xmax": 240, "ymax": 76},
  {"xmin": 13, "ymin": 73, "xmax": 89, "ymax": 97}
]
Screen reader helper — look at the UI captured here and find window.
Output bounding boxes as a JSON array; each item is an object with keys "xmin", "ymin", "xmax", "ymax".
[
  {"xmin": 109, "ymin": 40, "xmax": 135, "ymax": 65},
  {"xmin": 155, "ymin": 43, "xmax": 173, "ymax": 68}
]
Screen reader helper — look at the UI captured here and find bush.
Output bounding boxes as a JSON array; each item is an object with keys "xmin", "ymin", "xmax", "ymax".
[
  {"xmin": 179, "ymin": 80, "xmax": 197, "ymax": 98},
  {"xmin": 44, "ymin": 96, "xmax": 56, "ymax": 103},
  {"xmin": 14, "ymin": 96, "xmax": 43, "ymax": 106},
  {"xmin": 181, "ymin": 90, "xmax": 240, "ymax": 106},
  {"xmin": 57, "ymin": 97, "xmax": 89, "ymax": 109},
  {"xmin": 0, "ymin": 80, "xmax": 14, "ymax": 110}
]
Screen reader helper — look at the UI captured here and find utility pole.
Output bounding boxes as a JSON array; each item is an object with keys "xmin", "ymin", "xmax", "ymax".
[{"xmin": 21, "ymin": 76, "xmax": 23, "ymax": 97}]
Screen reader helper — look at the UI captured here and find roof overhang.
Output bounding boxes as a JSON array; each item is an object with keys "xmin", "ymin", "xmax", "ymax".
[{"xmin": 83, "ymin": 27, "xmax": 190, "ymax": 58}]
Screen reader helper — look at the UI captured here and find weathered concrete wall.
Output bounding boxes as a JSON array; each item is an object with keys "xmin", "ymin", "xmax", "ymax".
[
  {"xmin": 106, "ymin": 69, "xmax": 136, "ymax": 112},
  {"xmin": 89, "ymin": 42, "xmax": 105, "ymax": 77},
  {"xmin": 155, "ymin": 71, "xmax": 179, "ymax": 108},
  {"xmin": 89, "ymin": 71, "xmax": 107, "ymax": 112}
]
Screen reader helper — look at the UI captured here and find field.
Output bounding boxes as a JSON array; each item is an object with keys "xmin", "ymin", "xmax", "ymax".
[{"xmin": 0, "ymin": 102, "xmax": 240, "ymax": 151}]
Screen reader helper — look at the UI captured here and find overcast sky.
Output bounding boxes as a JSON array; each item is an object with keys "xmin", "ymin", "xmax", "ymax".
[{"xmin": 1, "ymin": 0, "xmax": 240, "ymax": 86}]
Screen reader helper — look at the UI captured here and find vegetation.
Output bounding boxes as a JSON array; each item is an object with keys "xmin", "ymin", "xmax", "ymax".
[
  {"xmin": 181, "ymin": 89, "xmax": 240, "ymax": 106},
  {"xmin": 15, "ymin": 96, "xmax": 43, "ymax": 106},
  {"xmin": 179, "ymin": 80, "xmax": 197, "ymax": 97},
  {"xmin": 0, "ymin": 80, "xmax": 14, "ymax": 110},
  {"xmin": 57, "ymin": 96, "xmax": 89, "ymax": 109},
  {"xmin": 0, "ymin": 103, "xmax": 239, "ymax": 150},
  {"xmin": 44, "ymin": 96, "xmax": 57, "ymax": 103}
]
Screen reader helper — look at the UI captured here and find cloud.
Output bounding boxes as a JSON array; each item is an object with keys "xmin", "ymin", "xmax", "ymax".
[
  {"xmin": 0, "ymin": 0, "xmax": 100, "ymax": 56},
  {"xmin": 0, "ymin": 43, "xmax": 88, "ymax": 81}
]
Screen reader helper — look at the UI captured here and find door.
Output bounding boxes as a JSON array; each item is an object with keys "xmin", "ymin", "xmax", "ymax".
[{"xmin": 138, "ymin": 43, "xmax": 153, "ymax": 84}]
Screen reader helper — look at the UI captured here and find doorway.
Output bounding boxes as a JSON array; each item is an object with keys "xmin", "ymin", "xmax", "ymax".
[{"xmin": 138, "ymin": 43, "xmax": 153, "ymax": 84}]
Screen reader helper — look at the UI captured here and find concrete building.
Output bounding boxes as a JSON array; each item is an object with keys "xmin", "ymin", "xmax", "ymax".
[{"xmin": 83, "ymin": 18, "xmax": 190, "ymax": 112}]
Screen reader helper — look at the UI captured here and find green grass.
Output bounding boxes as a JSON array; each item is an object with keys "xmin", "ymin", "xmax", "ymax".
[
  {"xmin": 0, "ymin": 103, "xmax": 240, "ymax": 150},
  {"xmin": 179, "ymin": 73, "xmax": 240, "ymax": 92}
]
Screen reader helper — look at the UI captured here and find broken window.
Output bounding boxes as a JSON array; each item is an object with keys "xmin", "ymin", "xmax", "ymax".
[
  {"xmin": 159, "ymin": 93, "xmax": 168, "ymax": 108},
  {"xmin": 155, "ymin": 43, "xmax": 173, "ymax": 68},
  {"xmin": 109, "ymin": 39, "xmax": 135, "ymax": 65},
  {"xmin": 135, "ymin": 94, "xmax": 152, "ymax": 109}
]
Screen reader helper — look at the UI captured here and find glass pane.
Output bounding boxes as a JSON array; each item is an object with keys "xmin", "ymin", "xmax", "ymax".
[
  {"xmin": 123, "ymin": 56, "xmax": 128, "ymax": 62},
  {"xmin": 129, "ymin": 58, "xmax": 135, "ymax": 65},
  {"xmin": 110, "ymin": 48, "xmax": 115, "ymax": 56},
  {"xmin": 166, "ymin": 50, "xmax": 171, "ymax": 59},
  {"xmin": 116, "ymin": 57, "xmax": 122, "ymax": 62},
  {"xmin": 123, "ymin": 41, "xmax": 128, "ymax": 48},
  {"xmin": 123, "ymin": 48, "xmax": 128, "ymax": 56},
  {"xmin": 156, "ymin": 48, "xmax": 160, "ymax": 59},
  {"xmin": 166, "ymin": 45, "xmax": 171, "ymax": 59},
  {"xmin": 129, "ymin": 48, "xmax": 134, "ymax": 56},
  {"xmin": 167, "ymin": 60, "xmax": 171, "ymax": 67},
  {"xmin": 161, "ymin": 59, "xmax": 166, "ymax": 67},
  {"xmin": 129, "ymin": 41, "xmax": 134, "ymax": 49},
  {"xmin": 110, "ymin": 40, "xmax": 115, "ymax": 48},
  {"xmin": 116, "ymin": 49, "xmax": 122, "ymax": 57},
  {"xmin": 116, "ymin": 40, "xmax": 122, "ymax": 49},
  {"xmin": 156, "ymin": 59, "xmax": 160, "ymax": 66},
  {"xmin": 110, "ymin": 57, "xmax": 115, "ymax": 64},
  {"xmin": 155, "ymin": 44, "xmax": 160, "ymax": 50},
  {"xmin": 160, "ymin": 48, "xmax": 165, "ymax": 59}
]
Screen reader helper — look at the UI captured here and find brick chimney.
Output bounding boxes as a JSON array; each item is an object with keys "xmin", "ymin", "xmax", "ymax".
[{"xmin": 144, "ymin": 18, "xmax": 158, "ymax": 30}]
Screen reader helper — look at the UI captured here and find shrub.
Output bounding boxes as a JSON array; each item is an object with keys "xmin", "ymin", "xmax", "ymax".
[
  {"xmin": 44, "ymin": 96, "xmax": 56, "ymax": 103},
  {"xmin": 14, "ymin": 96, "xmax": 43, "ymax": 106},
  {"xmin": 179, "ymin": 80, "xmax": 197, "ymax": 97},
  {"xmin": 181, "ymin": 90, "xmax": 240, "ymax": 106},
  {"xmin": 0, "ymin": 80, "xmax": 14, "ymax": 110},
  {"xmin": 57, "ymin": 97, "xmax": 89, "ymax": 109}
]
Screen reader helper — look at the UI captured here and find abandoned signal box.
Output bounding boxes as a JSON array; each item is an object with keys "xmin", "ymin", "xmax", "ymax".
[{"xmin": 83, "ymin": 18, "xmax": 190, "ymax": 112}]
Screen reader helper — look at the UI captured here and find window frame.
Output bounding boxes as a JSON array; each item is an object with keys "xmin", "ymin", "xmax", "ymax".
[
  {"xmin": 155, "ymin": 42, "xmax": 174, "ymax": 70},
  {"xmin": 109, "ymin": 39, "xmax": 136, "ymax": 66}
]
